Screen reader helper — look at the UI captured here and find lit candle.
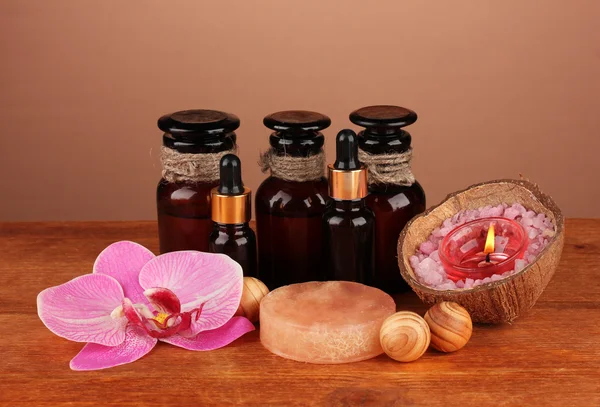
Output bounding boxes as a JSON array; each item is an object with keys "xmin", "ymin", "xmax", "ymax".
[
  {"xmin": 461, "ymin": 224, "xmax": 510, "ymax": 267},
  {"xmin": 439, "ymin": 217, "xmax": 528, "ymax": 282}
]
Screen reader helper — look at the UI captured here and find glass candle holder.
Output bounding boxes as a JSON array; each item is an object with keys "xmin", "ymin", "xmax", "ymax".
[{"xmin": 439, "ymin": 217, "xmax": 527, "ymax": 282}]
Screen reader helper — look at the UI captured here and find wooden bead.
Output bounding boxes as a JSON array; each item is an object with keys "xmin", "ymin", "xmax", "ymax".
[
  {"xmin": 235, "ymin": 277, "xmax": 269, "ymax": 323},
  {"xmin": 380, "ymin": 311, "xmax": 431, "ymax": 362},
  {"xmin": 424, "ymin": 301, "xmax": 473, "ymax": 352}
]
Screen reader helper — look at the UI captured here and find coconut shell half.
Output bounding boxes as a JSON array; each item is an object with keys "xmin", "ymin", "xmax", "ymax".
[{"xmin": 397, "ymin": 179, "xmax": 564, "ymax": 324}]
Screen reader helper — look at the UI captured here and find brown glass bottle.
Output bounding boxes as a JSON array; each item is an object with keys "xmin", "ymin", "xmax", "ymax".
[
  {"xmin": 209, "ymin": 224, "xmax": 257, "ymax": 277},
  {"xmin": 157, "ymin": 110, "xmax": 239, "ymax": 254},
  {"xmin": 350, "ymin": 106, "xmax": 426, "ymax": 293},
  {"xmin": 323, "ymin": 130, "xmax": 375, "ymax": 284},
  {"xmin": 255, "ymin": 111, "xmax": 330, "ymax": 289},
  {"xmin": 209, "ymin": 154, "xmax": 257, "ymax": 277}
]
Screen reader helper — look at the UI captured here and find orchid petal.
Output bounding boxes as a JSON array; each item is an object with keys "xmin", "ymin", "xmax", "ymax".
[
  {"xmin": 70, "ymin": 324, "xmax": 157, "ymax": 371},
  {"xmin": 139, "ymin": 251, "xmax": 243, "ymax": 335},
  {"xmin": 37, "ymin": 274, "xmax": 127, "ymax": 346},
  {"xmin": 144, "ymin": 287, "xmax": 181, "ymax": 314},
  {"xmin": 122, "ymin": 298, "xmax": 144, "ymax": 326},
  {"xmin": 93, "ymin": 241, "xmax": 155, "ymax": 304},
  {"xmin": 160, "ymin": 317, "xmax": 254, "ymax": 351}
]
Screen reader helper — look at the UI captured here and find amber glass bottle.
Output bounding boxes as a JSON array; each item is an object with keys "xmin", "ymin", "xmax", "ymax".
[
  {"xmin": 209, "ymin": 154, "xmax": 257, "ymax": 277},
  {"xmin": 350, "ymin": 105, "xmax": 426, "ymax": 293},
  {"xmin": 255, "ymin": 110, "xmax": 330, "ymax": 289},
  {"xmin": 157, "ymin": 110, "xmax": 239, "ymax": 254},
  {"xmin": 323, "ymin": 129, "xmax": 375, "ymax": 284}
]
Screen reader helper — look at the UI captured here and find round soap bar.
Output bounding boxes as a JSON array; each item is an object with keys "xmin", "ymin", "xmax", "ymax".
[{"xmin": 260, "ymin": 281, "xmax": 396, "ymax": 364}]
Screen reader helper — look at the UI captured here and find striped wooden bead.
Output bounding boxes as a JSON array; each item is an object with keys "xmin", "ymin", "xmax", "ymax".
[
  {"xmin": 380, "ymin": 311, "xmax": 431, "ymax": 362},
  {"xmin": 424, "ymin": 302, "xmax": 472, "ymax": 352}
]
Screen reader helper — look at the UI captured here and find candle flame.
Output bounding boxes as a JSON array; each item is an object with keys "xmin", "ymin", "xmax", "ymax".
[{"xmin": 484, "ymin": 224, "xmax": 495, "ymax": 254}]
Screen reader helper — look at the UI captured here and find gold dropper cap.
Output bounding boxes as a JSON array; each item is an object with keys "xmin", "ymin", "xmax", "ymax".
[
  {"xmin": 211, "ymin": 154, "xmax": 251, "ymax": 224},
  {"xmin": 328, "ymin": 129, "xmax": 368, "ymax": 200},
  {"xmin": 211, "ymin": 188, "xmax": 251, "ymax": 224},
  {"xmin": 328, "ymin": 165, "xmax": 368, "ymax": 200}
]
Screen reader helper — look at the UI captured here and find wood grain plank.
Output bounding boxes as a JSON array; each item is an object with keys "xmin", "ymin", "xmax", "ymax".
[{"xmin": 0, "ymin": 219, "xmax": 599, "ymax": 406}]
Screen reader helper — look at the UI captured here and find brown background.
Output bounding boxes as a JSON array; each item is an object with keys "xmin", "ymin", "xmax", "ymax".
[{"xmin": 1, "ymin": 0, "xmax": 599, "ymax": 221}]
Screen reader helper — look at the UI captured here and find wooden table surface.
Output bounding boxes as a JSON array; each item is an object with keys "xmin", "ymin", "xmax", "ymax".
[{"xmin": 1, "ymin": 220, "xmax": 599, "ymax": 407}]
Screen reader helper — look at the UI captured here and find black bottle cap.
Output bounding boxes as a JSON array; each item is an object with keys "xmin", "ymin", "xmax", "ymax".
[
  {"xmin": 158, "ymin": 109, "xmax": 240, "ymax": 136},
  {"xmin": 218, "ymin": 154, "xmax": 244, "ymax": 195},
  {"xmin": 334, "ymin": 129, "xmax": 360, "ymax": 170},
  {"xmin": 264, "ymin": 110, "xmax": 331, "ymax": 133},
  {"xmin": 349, "ymin": 105, "xmax": 417, "ymax": 129}
]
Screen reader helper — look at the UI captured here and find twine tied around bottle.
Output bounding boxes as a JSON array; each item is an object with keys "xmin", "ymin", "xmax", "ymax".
[
  {"xmin": 160, "ymin": 146, "xmax": 238, "ymax": 183},
  {"xmin": 259, "ymin": 149, "xmax": 325, "ymax": 182},
  {"xmin": 358, "ymin": 148, "xmax": 415, "ymax": 186}
]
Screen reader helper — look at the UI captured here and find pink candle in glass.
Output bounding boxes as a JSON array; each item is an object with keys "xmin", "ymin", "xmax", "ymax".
[{"xmin": 439, "ymin": 217, "xmax": 527, "ymax": 282}]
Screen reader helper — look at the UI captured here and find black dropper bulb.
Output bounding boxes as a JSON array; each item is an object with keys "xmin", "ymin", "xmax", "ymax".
[
  {"xmin": 333, "ymin": 129, "xmax": 360, "ymax": 170},
  {"xmin": 218, "ymin": 154, "xmax": 244, "ymax": 195}
]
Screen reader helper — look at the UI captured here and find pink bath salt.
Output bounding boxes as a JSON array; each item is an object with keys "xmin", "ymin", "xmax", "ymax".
[
  {"xmin": 410, "ymin": 255, "xmax": 420, "ymax": 270},
  {"xmin": 439, "ymin": 219, "xmax": 455, "ymax": 236},
  {"xmin": 455, "ymin": 280, "xmax": 465, "ymax": 288},
  {"xmin": 491, "ymin": 274, "xmax": 503, "ymax": 281},
  {"xmin": 480, "ymin": 205, "xmax": 504, "ymax": 218},
  {"xmin": 440, "ymin": 226, "xmax": 454, "ymax": 237},
  {"xmin": 419, "ymin": 241, "xmax": 437, "ymax": 255},
  {"xmin": 492, "ymin": 205, "xmax": 505, "ymax": 216},
  {"xmin": 421, "ymin": 271, "xmax": 443, "ymax": 286},
  {"xmin": 503, "ymin": 206, "xmax": 520, "ymax": 220},
  {"xmin": 436, "ymin": 282, "xmax": 457, "ymax": 290},
  {"xmin": 429, "ymin": 250, "xmax": 440, "ymax": 262},
  {"xmin": 479, "ymin": 205, "xmax": 492, "ymax": 217},
  {"xmin": 432, "ymin": 227, "xmax": 443, "ymax": 238},
  {"xmin": 465, "ymin": 210, "xmax": 479, "ymax": 222},
  {"xmin": 417, "ymin": 258, "xmax": 444, "ymax": 285},
  {"xmin": 527, "ymin": 227, "xmax": 539, "ymax": 239},
  {"xmin": 522, "ymin": 216, "xmax": 534, "ymax": 227},
  {"xmin": 416, "ymin": 258, "xmax": 443, "ymax": 283},
  {"xmin": 532, "ymin": 213, "xmax": 547, "ymax": 229},
  {"xmin": 513, "ymin": 203, "xmax": 527, "ymax": 216},
  {"xmin": 526, "ymin": 254, "xmax": 537, "ymax": 263},
  {"xmin": 465, "ymin": 278, "xmax": 475, "ymax": 286},
  {"xmin": 514, "ymin": 259, "xmax": 527, "ymax": 272}
]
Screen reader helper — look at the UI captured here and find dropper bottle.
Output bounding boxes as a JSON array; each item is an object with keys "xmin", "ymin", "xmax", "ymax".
[
  {"xmin": 323, "ymin": 129, "xmax": 375, "ymax": 284},
  {"xmin": 209, "ymin": 154, "xmax": 257, "ymax": 277}
]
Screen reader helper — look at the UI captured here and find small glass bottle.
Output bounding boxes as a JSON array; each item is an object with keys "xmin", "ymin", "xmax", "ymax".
[
  {"xmin": 323, "ymin": 129, "xmax": 375, "ymax": 284},
  {"xmin": 255, "ymin": 110, "xmax": 330, "ymax": 289},
  {"xmin": 209, "ymin": 154, "xmax": 257, "ymax": 277},
  {"xmin": 157, "ymin": 109, "xmax": 239, "ymax": 254},
  {"xmin": 350, "ymin": 105, "xmax": 426, "ymax": 293}
]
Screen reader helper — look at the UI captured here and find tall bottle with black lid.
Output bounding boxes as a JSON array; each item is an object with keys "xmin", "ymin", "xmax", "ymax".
[
  {"xmin": 256, "ymin": 110, "xmax": 330, "ymax": 289},
  {"xmin": 350, "ymin": 105, "xmax": 426, "ymax": 293},
  {"xmin": 157, "ymin": 109, "xmax": 239, "ymax": 254},
  {"xmin": 323, "ymin": 129, "xmax": 375, "ymax": 284}
]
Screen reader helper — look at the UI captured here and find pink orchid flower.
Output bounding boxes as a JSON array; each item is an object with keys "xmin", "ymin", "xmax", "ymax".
[{"xmin": 37, "ymin": 241, "xmax": 254, "ymax": 371}]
